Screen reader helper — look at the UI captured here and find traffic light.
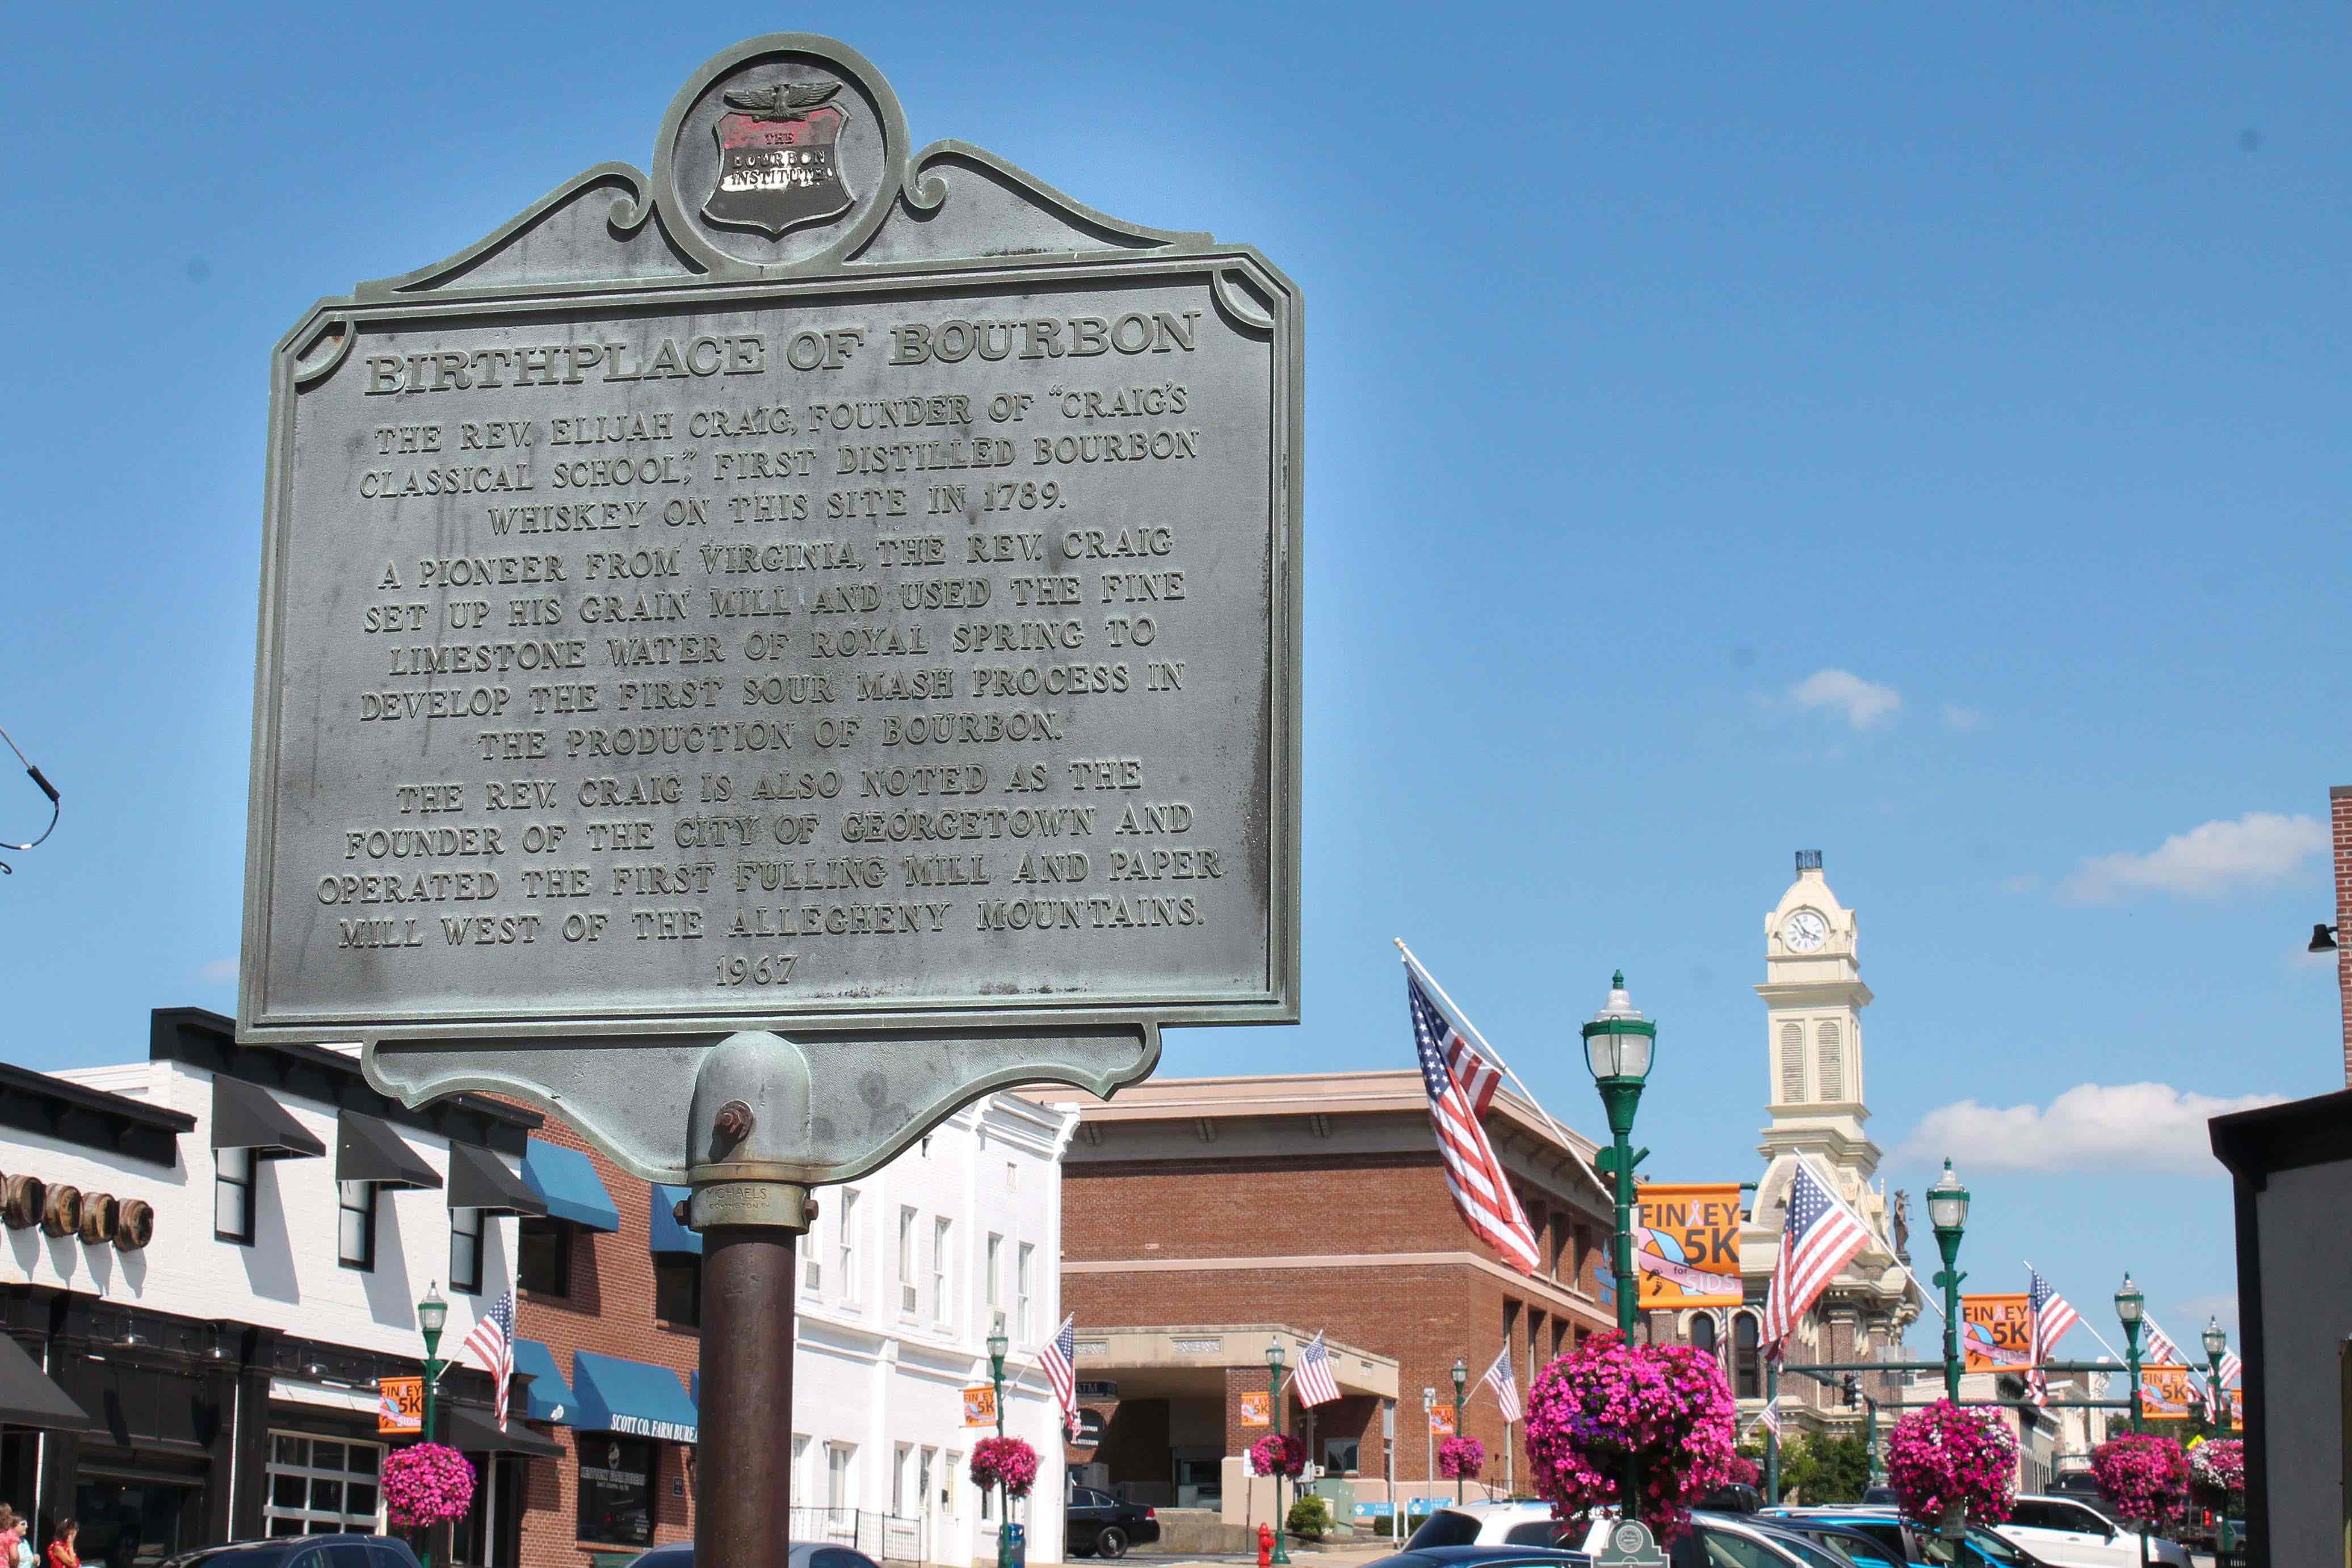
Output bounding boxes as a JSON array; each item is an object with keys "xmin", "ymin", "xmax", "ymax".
[{"xmin": 1842, "ymin": 1374, "xmax": 1860, "ymax": 1409}]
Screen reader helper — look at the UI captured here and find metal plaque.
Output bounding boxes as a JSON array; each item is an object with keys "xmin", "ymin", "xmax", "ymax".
[{"xmin": 241, "ymin": 34, "xmax": 1299, "ymax": 1072}]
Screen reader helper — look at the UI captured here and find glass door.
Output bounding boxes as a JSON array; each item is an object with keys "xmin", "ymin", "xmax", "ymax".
[{"xmin": 73, "ymin": 1476, "xmax": 199, "ymax": 1568}]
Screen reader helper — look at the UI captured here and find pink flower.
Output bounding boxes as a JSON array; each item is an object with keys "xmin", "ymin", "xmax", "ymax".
[
  {"xmin": 2090, "ymin": 1434, "xmax": 2190, "ymax": 1527},
  {"xmin": 1885, "ymin": 1402, "xmax": 2016, "ymax": 1528},
  {"xmin": 1438, "ymin": 1437, "xmax": 1485, "ymax": 1481},
  {"xmin": 1248, "ymin": 1434, "xmax": 1307, "ymax": 1479},
  {"xmin": 381, "ymin": 1443, "xmax": 475, "ymax": 1528},
  {"xmin": 2189, "ymin": 1439, "xmax": 2244, "ymax": 1502},
  {"xmin": 971, "ymin": 1436, "xmax": 1041, "ymax": 1498},
  {"xmin": 1520, "ymin": 1332, "xmax": 1737, "ymax": 1540}
]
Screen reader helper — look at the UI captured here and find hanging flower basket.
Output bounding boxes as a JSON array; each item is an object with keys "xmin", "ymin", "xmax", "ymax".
[
  {"xmin": 381, "ymin": 1443, "xmax": 475, "ymax": 1528},
  {"xmin": 1722, "ymin": 1455, "xmax": 1761, "ymax": 1489},
  {"xmin": 1884, "ymin": 1401, "xmax": 2016, "ymax": 1530},
  {"xmin": 1521, "ymin": 1331, "xmax": 1737, "ymax": 1540},
  {"xmin": 2091, "ymin": 1434, "xmax": 2189, "ymax": 1528},
  {"xmin": 1248, "ymin": 1433, "xmax": 1306, "ymax": 1479},
  {"xmin": 970, "ymin": 1436, "xmax": 1040, "ymax": 1498},
  {"xmin": 2189, "ymin": 1439, "xmax": 2244, "ymax": 1506},
  {"xmin": 1438, "ymin": 1436, "xmax": 1485, "ymax": 1481}
]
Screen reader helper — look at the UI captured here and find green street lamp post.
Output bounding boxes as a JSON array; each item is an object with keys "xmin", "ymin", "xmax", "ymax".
[
  {"xmin": 1266, "ymin": 1339, "xmax": 1291, "ymax": 1566},
  {"xmin": 2115, "ymin": 1275, "xmax": 2145, "ymax": 1435},
  {"xmin": 1582, "ymin": 971, "xmax": 1656, "ymax": 1528},
  {"xmin": 2202, "ymin": 1318, "xmax": 2231, "ymax": 1439},
  {"xmin": 1926, "ymin": 1161, "xmax": 1971, "ymax": 1403},
  {"xmin": 1450, "ymin": 1358, "xmax": 1468, "ymax": 1503},
  {"xmin": 989, "ymin": 1316, "xmax": 1012, "ymax": 1568},
  {"xmin": 415, "ymin": 1285, "xmax": 449, "ymax": 1568}
]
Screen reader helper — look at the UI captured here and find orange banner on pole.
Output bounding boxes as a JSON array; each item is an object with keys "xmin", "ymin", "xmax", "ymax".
[
  {"xmin": 1961, "ymin": 1294, "xmax": 2033, "ymax": 1372},
  {"xmin": 377, "ymin": 1376, "xmax": 423, "ymax": 1435},
  {"xmin": 964, "ymin": 1385, "xmax": 999, "ymax": 1427},
  {"xmin": 1238, "ymin": 1390, "xmax": 1271, "ymax": 1427},
  {"xmin": 1429, "ymin": 1403, "xmax": 1456, "ymax": 1436},
  {"xmin": 2140, "ymin": 1364, "xmax": 2197, "ymax": 1420},
  {"xmin": 1636, "ymin": 1183, "xmax": 1745, "ymax": 1309}
]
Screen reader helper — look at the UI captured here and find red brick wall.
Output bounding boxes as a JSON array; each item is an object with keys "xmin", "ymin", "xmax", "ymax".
[
  {"xmin": 512, "ymin": 1115, "xmax": 699, "ymax": 1568},
  {"xmin": 2335, "ymin": 787, "xmax": 2352, "ymax": 1085}
]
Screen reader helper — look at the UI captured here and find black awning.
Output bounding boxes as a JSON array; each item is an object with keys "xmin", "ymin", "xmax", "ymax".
[
  {"xmin": 442, "ymin": 1403, "xmax": 565, "ymax": 1458},
  {"xmin": 211, "ymin": 1074, "xmax": 326, "ymax": 1159},
  {"xmin": 337, "ymin": 1110, "xmax": 443, "ymax": 1189},
  {"xmin": 0, "ymin": 1334, "xmax": 88, "ymax": 1431},
  {"xmin": 447, "ymin": 1142, "xmax": 545, "ymax": 1216}
]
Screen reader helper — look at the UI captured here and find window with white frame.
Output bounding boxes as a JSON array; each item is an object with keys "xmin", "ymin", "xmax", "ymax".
[
  {"xmin": 1016, "ymin": 1242, "xmax": 1035, "ymax": 1340},
  {"xmin": 792, "ymin": 1435, "xmax": 810, "ymax": 1503},
  {"xmin": 838, "ymin": 1189, "xmax": 861, "ymax": 1304},
  {"xmin": 944, "ymin": 1449, "xmax": 962, "ymax": 1527},
  {"xmin": 826, "ymin": 1441, "xmax": 856, "ymax": 1510},
  {"xmin": 215, "ymin": 1147, "xmax": 255, "ymax": 1245},
  {"xmin": 265, "ymin": 1431, "xmax": 383, "ymax": 1537},
  {"xmin": 893, "ymin": 1443, "xmax": 913, "ymax": 1514},
  {"xmin": 898, "ymin": 1207, "xmax": 918, "ymax": 1314},
  {"xmin": 932, "ymin": 1216, "xmax": 952, "ymax": 1325},
  {"xmin": 337, "ymin": 1180, "xmax": 377, "ymax": 1271},
  {"xmin": 450, "ymin": 1205, "xmax": 484, "ymax": 1295},
  {"xmin": 986, "ymin": 1233, "xmax": 1003, "ymax": 1313}
]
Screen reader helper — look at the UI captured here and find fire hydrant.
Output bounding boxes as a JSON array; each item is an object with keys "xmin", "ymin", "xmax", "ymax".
[{"xmin": 1257, "ymin": 1521, "xmax": 1274, "ymax": 1568}]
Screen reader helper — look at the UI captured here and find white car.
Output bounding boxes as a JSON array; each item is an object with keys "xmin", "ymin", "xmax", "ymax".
[
  {"xmin": 1992, "ymin": 1494, "xmax": 2191, "ymax": 1568},
  {"xmin": 1404, "ymin": 1501, "xmax": 1820, "ymax": 1565}
]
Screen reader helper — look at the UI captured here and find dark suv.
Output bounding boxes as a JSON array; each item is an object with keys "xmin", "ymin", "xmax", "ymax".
[
  {"xmin": 1066, "ymin": 1486, "xmax": 1161, "ymax": 1559},
  {"xmin": 161, "ymin": 1538, "xmax": 422, "ymax": 1568}
]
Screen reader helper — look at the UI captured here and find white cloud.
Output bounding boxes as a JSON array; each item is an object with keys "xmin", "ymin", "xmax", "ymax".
[
  {"xmin": 1942, "ymin": 704, "xmax": 1984, "ymax": 732},
  {"xmin": 2061, "ymin": 812, "xmax": 2328, "ymax": 902},
  {"xmin": 201, "ymin": 958, "xmax": 238, "ymax": 983},
  {"xmin": 1896, "ymin": 1082, "xmax": 2286, "ymax": 1174},
  {"xmin": 2174, "ymin": 1293, "xmax": 2238, "ymax": 1332},
  {"xmin": 1790, "ymin": 669, "xmax": 1901, "ymax": 730},
  {"xmin": 2001, "ymin": 874, "xmax": 2041, "ymax": 895}
]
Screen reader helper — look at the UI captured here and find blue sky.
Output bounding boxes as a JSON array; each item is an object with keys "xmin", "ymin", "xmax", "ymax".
[{"xmin": 2, "ymin": 3, "xmax": 2345, "ymax": 1360}]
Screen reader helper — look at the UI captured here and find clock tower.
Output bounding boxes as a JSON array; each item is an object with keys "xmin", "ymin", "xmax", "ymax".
[{"xmin": 1758, "ymin": 848, "xmax": 1879, "ymax": 1183}]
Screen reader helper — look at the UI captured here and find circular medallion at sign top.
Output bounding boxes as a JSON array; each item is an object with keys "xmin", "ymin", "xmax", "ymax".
[{"xmin": 652, "ymin": 33, "xmax": 910, "ymax": 275}]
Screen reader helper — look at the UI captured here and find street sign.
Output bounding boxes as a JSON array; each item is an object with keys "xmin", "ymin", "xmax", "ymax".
[
  {"xmin": 1595, "ymin": 1521, "xmax": 1666, "ymax": 1567},
  {"xmin": 240, "ymin": 32, "xmax": 1301, "ymax": 1191},
  {"xmin": 377, "ymin": 1376, "xmax": 423, "ymax": 1434}
]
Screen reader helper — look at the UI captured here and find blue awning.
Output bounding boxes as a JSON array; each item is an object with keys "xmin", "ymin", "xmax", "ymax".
[
  {"xmin": 648, "ymin": 1183, "xmax": 700, "ymax": 1255},
  {"xmin": 520, "ymin": 1139, "xmax": 620, "ymax": 1232},
  {"xmin": 512, "ymin": 1338, "xmax": 576, "ymax": 1424},
  {"xmin": 572, "ymin": 1351, "xmax": 698, "ymax": 1445}
]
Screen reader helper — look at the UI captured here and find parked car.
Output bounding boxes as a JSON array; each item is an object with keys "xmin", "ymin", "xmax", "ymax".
[
  {"xmin": 1405, "ymin": 1501, "xmax": 1574, "ymax": 1549},
  {"xmin": 1401, "ymin": 1504, "xmax": 1826, "ymax": 1566},
  {"xmin": 625, "ymin": 1546, "xmax": 882, "ymax": 1568},
  {"xmin": 1993, "ymin": 1494, "xmax": 2192, "ymax": 1567},
  {"xmin": 161, "ymin": 1539, "xmax": 422, "ymax": 1568},
  {"xmin": 1765, "ymin": 1507, "xmax": 2051, "ymax": 1566},
  {"xmin": 1363, "ymin": 1546, "xmax": 1590, "ymax": 1568},
  {"xmin": 1065, "ymin": 1485, "xmax": 1161, "ymax": 1558}
]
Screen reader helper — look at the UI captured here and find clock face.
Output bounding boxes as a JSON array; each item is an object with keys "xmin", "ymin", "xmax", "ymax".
[{"xmin": 1784, "ymin": 909, "xmax": 1829, "ymax": 953}]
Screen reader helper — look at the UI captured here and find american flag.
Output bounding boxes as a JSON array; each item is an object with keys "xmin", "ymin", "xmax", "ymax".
[
  {"xmin": 1039, "ymin": 1315, "xmax": 1080, "ymax": 1439},
  {"xmin": 1482, "ymin": 1344, "xmax": 1522, "ymax": 1424},
  {"xmin": 1294, "ymin": 1331, "xmax": 1341, "ymax": 1408},
  {"xmin": 1759, "ymin": 1165, "xmax": 1872, "ymax": 1356},
  {"xmin": 1406, "ymin": 973, "xmax": 1543, "ymax": 1276},
  {"xmin": 1745, "ymin": 1396, "xmax": 1782, "ymax": 1440},
  {"xmin": 2220, "ymin": 1351, "xmax": 2242, "ymax": 1387},
  {"xmin": 463, "ymin": 1289, "xmax": 515, "ymax": 1431},
  {"xmin": 2143, "ymin": 1321, "xmax": 2185, "ymax": 1368},
  {"xmin": 2026, "ymin": 1269, "xmax": 2080, "ymax": 1408}
]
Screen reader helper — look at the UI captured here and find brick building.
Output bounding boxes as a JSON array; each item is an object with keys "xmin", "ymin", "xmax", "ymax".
[{"xmin": 1053, "ymin": 1070, "xmax": 1616, "ymax": 1521}]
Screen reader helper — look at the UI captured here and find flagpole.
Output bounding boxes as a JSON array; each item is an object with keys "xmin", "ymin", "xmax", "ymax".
[{"xmin": 1396, "ymin": 940, "xmax": 1608, "ymax": 1199}]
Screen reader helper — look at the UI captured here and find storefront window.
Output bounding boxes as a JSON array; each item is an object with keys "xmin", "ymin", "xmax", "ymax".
[
  {"xmin": 215, "ymin": 1148, "xmax": 255, "ymax": 1245},
  {"xmin": 266, "ymin": 1432, "xmax": 384, "ymax": 1536},
  {"xmin": 75, "ymin": 1475, "xmax": 200, "ymax": 1568},
  {"xmin": 577, "ymin": 1435, "xmax": 659, "ymax": 1546}
]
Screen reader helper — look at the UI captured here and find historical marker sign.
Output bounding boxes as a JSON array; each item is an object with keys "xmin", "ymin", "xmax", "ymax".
[{"xmin": 243, "ymin": 34, "xmax": 1296, "ymax": 1041}]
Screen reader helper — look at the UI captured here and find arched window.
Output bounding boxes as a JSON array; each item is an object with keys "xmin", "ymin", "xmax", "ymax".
[
  {"xmin": 1817, "ymin": 1020, "xmax": 1845, "ymax": 1102},
  {"xmin": 1688, "ymin": 1312, "xmax": 1718, "ymax": 1360},
  {"xmin": 1778, "ymin": 1022, "xmax": 1805, "ymax": 1103},
  {"xmin": 1733, "ymin": 1311, "xmax": 1761, "ymax": 1400}
]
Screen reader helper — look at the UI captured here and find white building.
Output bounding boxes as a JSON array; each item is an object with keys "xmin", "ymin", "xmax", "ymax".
[{"xmin": 787, "ymin": 1091, "xmax": 1079, "ymax": 1566}]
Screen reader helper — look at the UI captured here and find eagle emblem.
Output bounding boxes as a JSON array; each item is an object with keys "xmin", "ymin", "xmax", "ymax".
[{"xmin": 703, "ymin": 77, "xmax": 855, "ymax": 239}]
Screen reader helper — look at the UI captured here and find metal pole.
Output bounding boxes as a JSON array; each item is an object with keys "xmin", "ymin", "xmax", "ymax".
[
  {"xmin": 1763, "ymin": 1360, "xmax": 1779, "ymax": 1505},
  {"xmin": 702, "ymin": 1222, "xmax": 803, "ymax": 1568},
  {"xmin": 1270, "ymin": 1367, "xmax": 1290, "ymax": 1565},
  {"xmin": 419, "ymin": 1350, "xmax": 443, "ymax": 1568},
  {"xmin": 992, "ymin": 1351, "xmax": 1009, "ymax": 1568},
  {"xmin": 1602, "ymin": 1086, "xmax": 1643, "ymax": 1528}
]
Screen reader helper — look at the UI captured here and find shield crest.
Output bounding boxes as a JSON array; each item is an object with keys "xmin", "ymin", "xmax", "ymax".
[{"xmin": 703, "ymin": 78, "xmax": 855, "ymax": 238}]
